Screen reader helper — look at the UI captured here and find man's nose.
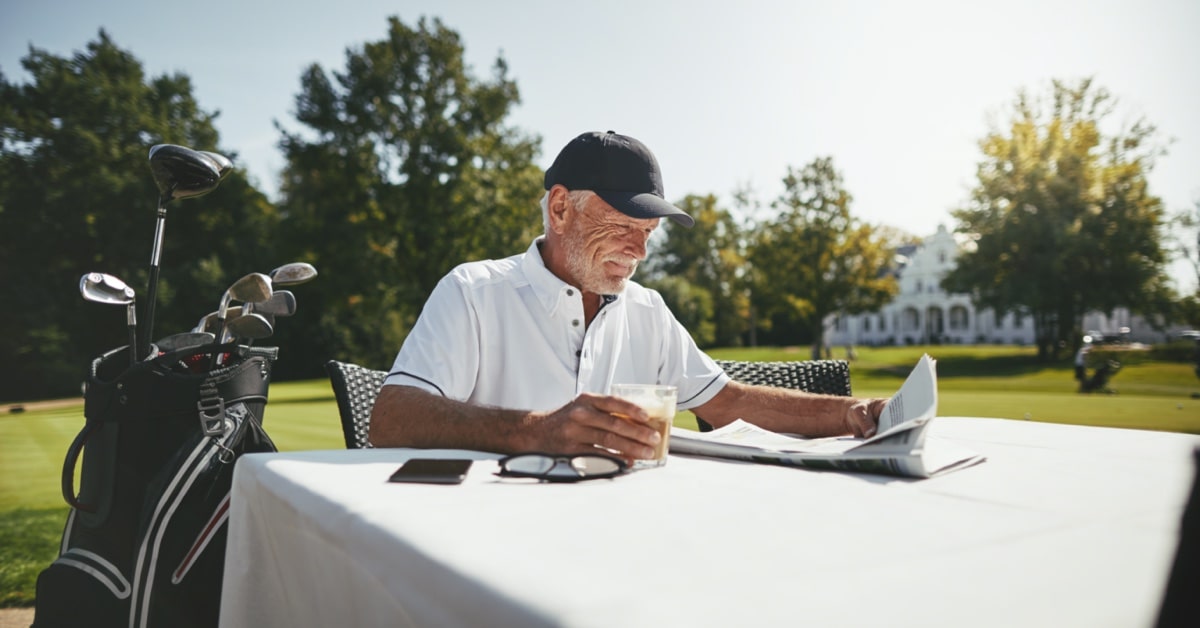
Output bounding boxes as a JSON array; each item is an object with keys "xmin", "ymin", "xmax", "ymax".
[{"xmin": 627, "ymin": 233, "xmax": 648, "ymax": 259}]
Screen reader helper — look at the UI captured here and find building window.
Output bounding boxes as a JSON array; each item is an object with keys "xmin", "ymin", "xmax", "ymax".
[
  {"xmin": 949, "ymin": 306, "xmax": 969, "ymax": 330},
  {"xmin": 879, "ymin": 315, "xmax": 886, "ymax": 331},
  {"xmin": 864, "ymin": 317, "xmax": 872, "ymax": 332},
  {"xmin": 1014, "ymin": 313, "xmax": 1024, "ymax": 329}
]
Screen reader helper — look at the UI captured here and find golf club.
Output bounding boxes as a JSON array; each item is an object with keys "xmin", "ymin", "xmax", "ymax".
[
  {"xmin": 144, "ymin": 144, "xmax": 229, "ymax": 356},
  {"xmin": 269, "ymin": 262, "xmax": 318, "ymax": 287},
  {"xmin": 194, "ymin": 309, "xmax": 252, "ymax": 334},
  {"xmin": 210, "ymin": 273, "xmax": 273, "ymax": 366},
  {"xmin": 248, "ymin": 290, "xmax": 297, "ymax": 318},
  {"xmin": 220, "ymin": 305, "xmax": 275, "ymax": 344},
  {"xmin": 226, "ymin": 312, "xmax": 274, "ymax": 343},
  {"xmin": 198, "ymin": 151, "xmax": 233, "ymax": 179},
  {"xmin": 79, "ymin": 272, "xmax": 138, "ymax": 365}
]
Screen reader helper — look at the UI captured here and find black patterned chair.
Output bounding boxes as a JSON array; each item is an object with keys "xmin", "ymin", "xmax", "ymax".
[
  {"xmin": 325, "ymin": 360, "xmax": 388, "ymax": 449},
  {"xmin": 696, "ymin": 359, "xmax": 852, "ymax": 432},
  {"xmin": 325, "ymin": 358, "xmax": 853, "ymax": 443}
]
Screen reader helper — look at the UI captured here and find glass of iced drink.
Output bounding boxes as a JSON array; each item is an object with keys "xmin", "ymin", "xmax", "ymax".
[{"xmin": 610, "ymin": 384, "xmax": 677, "ymax": 469}]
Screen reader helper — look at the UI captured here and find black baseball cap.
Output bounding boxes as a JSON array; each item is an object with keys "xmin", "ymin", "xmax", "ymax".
[{"xmin": 544, "ymin": 131, "xmax": 695, "ymax": 228}]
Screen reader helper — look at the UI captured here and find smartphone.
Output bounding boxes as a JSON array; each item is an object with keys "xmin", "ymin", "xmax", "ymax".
[{"xmin": 387, "ymin": 458, "xmax": 473, "ymax": 485}]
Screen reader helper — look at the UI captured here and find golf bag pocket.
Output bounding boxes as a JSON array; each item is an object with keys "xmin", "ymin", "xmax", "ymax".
[{"xmin": 35, "ymin": 343, "xmax": 277, "ymax": 628}]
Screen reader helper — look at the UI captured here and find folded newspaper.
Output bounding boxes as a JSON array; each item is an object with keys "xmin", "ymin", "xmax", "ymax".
[{"xmin": 669, "ymin": 354, "xmax": 985, "ymax": 478}]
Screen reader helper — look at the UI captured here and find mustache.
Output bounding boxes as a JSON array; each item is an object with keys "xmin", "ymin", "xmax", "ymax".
[{"xmin": 601, "ymin": 255, "xmax": 639, "ymax": 268}]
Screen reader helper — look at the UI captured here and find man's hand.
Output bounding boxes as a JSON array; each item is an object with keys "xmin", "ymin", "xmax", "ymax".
[
  {"xmin": 845, "ymin": 397, "xmax": 889, "ymax": 438},
  {"xmin": 533, "ymin": 393, "xmax": 661, "ymax": 462}
]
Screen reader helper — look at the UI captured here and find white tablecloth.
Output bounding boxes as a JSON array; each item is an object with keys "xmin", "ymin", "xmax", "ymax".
[{"xmin": 219, "ymin": 418, "xmax": 1199, "ymax": 628}]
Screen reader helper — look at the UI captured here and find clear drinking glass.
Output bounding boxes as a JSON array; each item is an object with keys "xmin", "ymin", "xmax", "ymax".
[{"xmin": 609, "ymin": 384, "xmax": 677, "ymax": 469}]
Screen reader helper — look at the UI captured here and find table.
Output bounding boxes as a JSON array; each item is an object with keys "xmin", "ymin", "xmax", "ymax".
[{"xmin": 219, "ymin": 418, "xmax": 1199, "ymax": 628}]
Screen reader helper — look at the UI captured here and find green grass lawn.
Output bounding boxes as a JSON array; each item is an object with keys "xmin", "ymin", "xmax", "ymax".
[{"xmin": 3, "ymin": 344, "xmax": 1198, "ymax": 606}]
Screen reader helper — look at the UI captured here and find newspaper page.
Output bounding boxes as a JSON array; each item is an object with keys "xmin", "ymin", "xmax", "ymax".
[{"xmin": 669, "ymin": 355, "xmax": 985, "ymax": 478}]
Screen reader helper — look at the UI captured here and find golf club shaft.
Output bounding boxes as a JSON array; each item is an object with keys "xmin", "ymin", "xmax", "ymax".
[
  {"xmin": 127, "ymin": 303, "xmax": 138, "ymax": 366},
  {"xmin": 143, "ymin": 206, "xmax": 167, "ymax": 355}
]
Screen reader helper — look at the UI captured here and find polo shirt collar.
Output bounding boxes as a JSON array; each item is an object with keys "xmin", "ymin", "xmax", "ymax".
[{"xmin": 521, "ymin": 237, "xmax": 624, "ymax": 314}]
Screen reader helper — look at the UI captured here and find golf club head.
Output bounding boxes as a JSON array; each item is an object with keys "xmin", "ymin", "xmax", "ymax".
[
  {"xmin": 156, "ymin": 331, "xmax": 216, "ymax": 352},
  {"xmin": 217, "ymin": 273, "xmax": 274, "ymax": 318},
  {"xmin": 80, "ymin": 272, "xmax": 135, "ymax": 305},
  {"xmin": 198, "ymin": 151, "xmax": 233, "ymax": 179},
  {"xmin": 239, "ymin": 302, "xmax": 276, "ymax": 326},
  {"xmin": 269, "ymin": 262, "xmax": 318, "ymax": 287},
  {"xmin": 194, "ymin": 311, "xmax": 219, "ymax": 334},
  {"xmin": 197, "ymin": 306, "xmax": 256, "ymax": 334},
  {"xmin": 148, "ymin": 144, "xmax": 222, "ymax": 205},
  {"xmin": 250, "ymin": 290, "xmax": 297, "ymax": 317},
  {"xmin": 226, "ymin": 312, "xmax": 274, "ymax": 340}
]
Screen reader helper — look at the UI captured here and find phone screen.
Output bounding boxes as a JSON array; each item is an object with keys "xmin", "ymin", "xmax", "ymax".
[{"xmin": 387, "ymin": 458, "xmax": 473, "ymax": 485}]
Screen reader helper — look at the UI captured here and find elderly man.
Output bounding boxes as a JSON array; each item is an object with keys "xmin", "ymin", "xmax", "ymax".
[{"xmin": 370, "ymin": 130, "xmax": 887, "ymax": 462}]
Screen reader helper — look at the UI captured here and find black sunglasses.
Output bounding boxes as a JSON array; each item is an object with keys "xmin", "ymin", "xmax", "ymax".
[{"xmin": 496, "ymin": 453, "xmax": 627, "ymax": 483}]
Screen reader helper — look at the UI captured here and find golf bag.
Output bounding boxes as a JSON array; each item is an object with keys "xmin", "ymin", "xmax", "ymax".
[
  {"xmin": 1079, "ymin": 359, "xmax": 1122, "ymax": 394},
  {"xmin": 33, "ymin": 342, "xmax": 278, "ymax": 628}
]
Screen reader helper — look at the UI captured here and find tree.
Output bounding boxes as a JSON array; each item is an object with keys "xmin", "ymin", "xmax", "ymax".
[
  {"xmin": 746, "ymin": 157, "xmax": 897, "ymax": 355},
  {"xmin": 0, "ymin": 31, "xmax": 277, "ymax": 401},
  {"xmin": 944, "ymin": 78, "xmax": 1174, "ymax": 359},
  {"xmin": 641, "ymin": 194, "xmax": 749, "ymax": 347},
  {"xmin": 1170, "ymin": 199, "xmax": 1200, "ymax": 295},
  {"xmin": 276, "ymin": 16, "xmax": 543, "ymax": 374}
]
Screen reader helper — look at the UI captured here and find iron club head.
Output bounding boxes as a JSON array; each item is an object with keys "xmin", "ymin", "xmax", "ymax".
[
  {"xmin": 225, "ymin": 312, "xmax": 274, "ymax": 342},
  {"xmin": 80, "ymin": 272, "xmax": 135, "ymax": 306},
  {"xmin": 216, "ymin": 273, "xmax": 274, "ymax": 320},
  {"xmin": 249, "ymin": 290, "xmax": 297, "ymax": 317},
  {"xmin": 80, "ymin": 272, "xmax": 139, "ymax": 364},
  {"xmin": 269, "ymin": 262, "xmax": 318, "ymax": 287}
]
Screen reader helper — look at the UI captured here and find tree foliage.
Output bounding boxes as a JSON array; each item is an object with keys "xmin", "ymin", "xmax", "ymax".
[
  {"xmin": 275, "ymin": 16, "xmax": 543, "ymax": 374},
  {"xmin": 641, "ymin": 194, "xmax": 749, "ymax": 347},
  {"xmin": 1170, "ymin": 199, "xmax": 1200, "ymax": 296},
  {"xmin": 0, "ymin": 31, "xmax": 277, "ymax": 400},
  {"xmin": 944, "ymin": 78, "xmax": 1173, "ymax": 359},
  {"xmin": 746, "ymin": 157, "xmax": 897, "ymax": 353}
]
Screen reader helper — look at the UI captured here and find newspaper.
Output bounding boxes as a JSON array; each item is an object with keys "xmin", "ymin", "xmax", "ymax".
[{"xmin": 669, "ymin": 354, "xmax": 985, "ymax": 478}]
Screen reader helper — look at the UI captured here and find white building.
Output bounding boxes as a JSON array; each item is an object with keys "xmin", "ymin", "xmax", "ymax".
[{"xmin": 824, "ymin": 225, "xmax": 1173, "ymax": 347}]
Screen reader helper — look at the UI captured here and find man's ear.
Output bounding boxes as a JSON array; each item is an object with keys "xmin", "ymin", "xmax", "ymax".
[{"xmin": 547, "ymin": 185, "xmax": 572, "ymax": 234}]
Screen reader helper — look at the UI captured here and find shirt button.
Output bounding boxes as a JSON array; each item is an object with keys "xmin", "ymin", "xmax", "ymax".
[
  {"xmin": 572, "ymin": 319, "xmax": 580, "ymax": 327},
  {"xmin": 575, "ymin": 350, "xmax": 581, "ymax": 357},
  {"xmin": 566, "ymin": 289, "xmax": 575, "ymax": 296}
]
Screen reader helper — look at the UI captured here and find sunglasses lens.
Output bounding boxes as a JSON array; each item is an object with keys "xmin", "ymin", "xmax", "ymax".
[
  {"xmin": 571, "ymin": 456, "xmax": 623, "ymax": 475},
  {"xmin": 502, "ymin": 455, "xmax": 555, "ymax": 475}
]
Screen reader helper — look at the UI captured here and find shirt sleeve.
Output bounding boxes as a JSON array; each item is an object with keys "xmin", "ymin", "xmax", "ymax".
[
  {"xmin": 650, "ymin": 291, "xmax": 729, "ymax": 410},
  {"xmin": 383, "ymin": 271, "xmax": 479, "ymax": 401}
]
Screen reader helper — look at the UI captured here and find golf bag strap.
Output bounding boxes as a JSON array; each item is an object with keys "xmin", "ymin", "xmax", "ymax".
[
  {"xmin": 197, "ymin": 381, "xmax": 225, "ymax": 437},
  {"xmin": 62, "ymin": 421, "xmax": 98, "ymax": 512}
]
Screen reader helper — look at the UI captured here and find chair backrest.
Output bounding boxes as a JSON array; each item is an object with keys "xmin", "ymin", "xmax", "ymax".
[
  {"xmin": 697, "ymin": 359, "xmax": 852, "ymax": 432},
  {"xmin": 325, "ymin": 360, "xmax": 388, "ymax": 449},
  {"xmin": 324, "ymin": 358, "xmax": 853, "ymax": 441}
]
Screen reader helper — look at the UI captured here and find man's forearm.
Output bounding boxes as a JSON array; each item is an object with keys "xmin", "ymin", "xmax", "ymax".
[
  {"xmin": 368, "ymin": 385, "xmax": 536, "ymax": 452},
  {"xmin": 694, "ymin": 381, "xmax": 863, "ymax": 436}
]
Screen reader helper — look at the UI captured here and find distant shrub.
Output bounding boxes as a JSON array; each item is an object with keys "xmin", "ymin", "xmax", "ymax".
[{"xmin": 1148, "ymin": 340, "xmax": 1199, "ymax": 363}]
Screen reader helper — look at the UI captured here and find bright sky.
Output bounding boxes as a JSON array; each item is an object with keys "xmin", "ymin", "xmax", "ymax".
[{"xmin": 3, "ymin": 0, "xmax": 1198, "ymax": 290}]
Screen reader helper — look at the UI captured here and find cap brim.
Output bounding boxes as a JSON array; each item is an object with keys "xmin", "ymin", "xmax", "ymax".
[{"xmin": 595, "ymin": 191, "xmax": 695, "ymax": 228}]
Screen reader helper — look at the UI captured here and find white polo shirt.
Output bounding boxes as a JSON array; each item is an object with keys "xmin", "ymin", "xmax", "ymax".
[{"xmin": 384, "ymin": 238, "xmax": 729, "ymax": 411}]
